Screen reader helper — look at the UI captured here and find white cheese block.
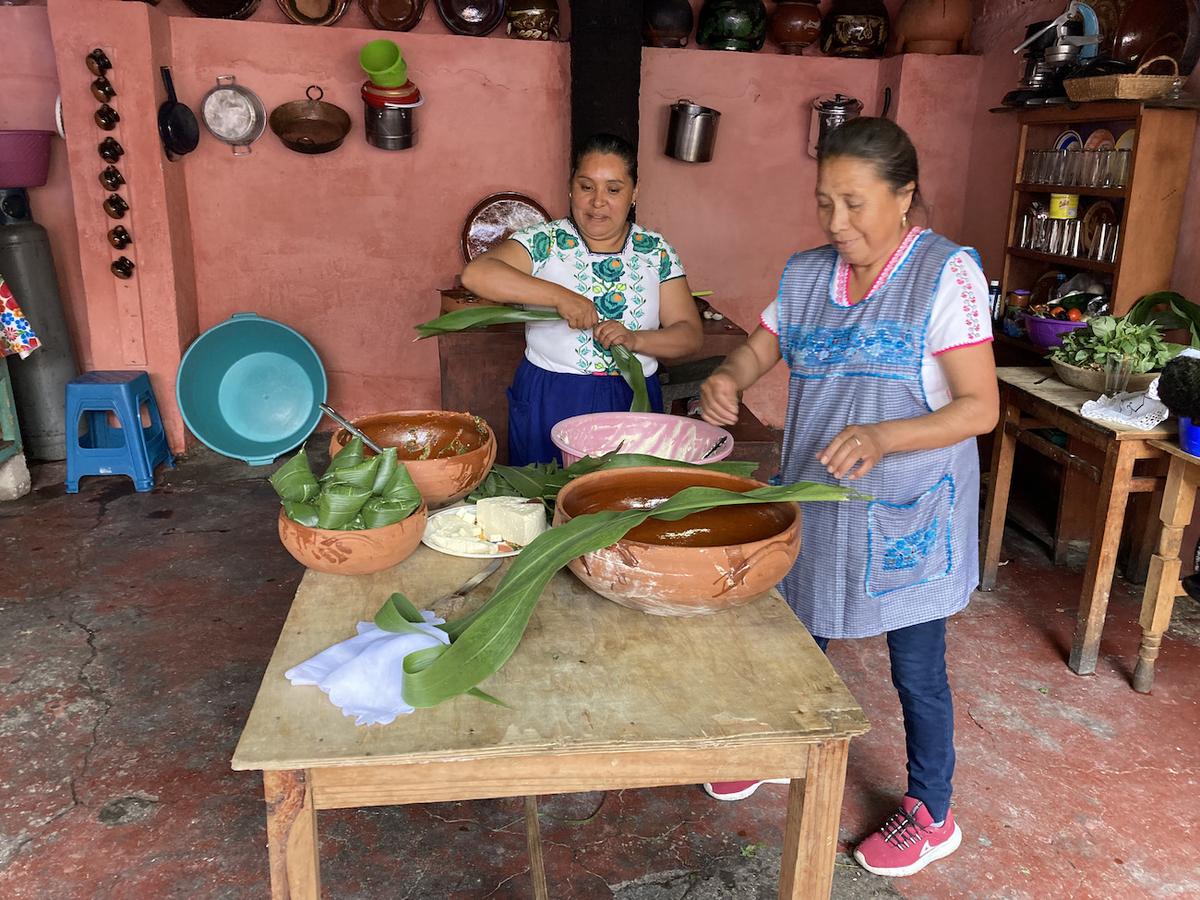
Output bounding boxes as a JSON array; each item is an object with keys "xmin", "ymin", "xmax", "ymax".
[
  {"xmin": 428, "ymin": 513, "xmax": 493, "ymax": 554},
  {"xmin": 476, "ymin": 497, "xmax": 548, "ymax": 547}
]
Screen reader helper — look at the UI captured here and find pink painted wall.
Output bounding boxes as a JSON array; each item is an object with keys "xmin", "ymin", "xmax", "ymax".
[
  {"xmin": 167, "ymin": 16, "xmax": 571, "ymax": 420},
  {"xmin": 0, "ymin": 3, "xmax": 89, "ymax": 369},
  {"xmin": 639, "ymin": 50, "xmax": 982, "ymax": 426}
]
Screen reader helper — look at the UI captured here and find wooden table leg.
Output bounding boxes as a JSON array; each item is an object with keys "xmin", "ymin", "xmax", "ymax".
[
  {"xmin": 1126, "ymin": 486, "xmax": 1163, "ymax": 586},
  {"xmin": 778, "ymin": 740, "xmax": 850, "ymax": 899},
  {"xmin": 981, "ymin": 398, "xmax": 1019, "ymax": 591},
  {"xmin": 524, "ymin": 796, "xmax": 549, "ymax": 900},
  {"xmin": 263, "ymin": 770, "xmax": 320, "ymax": 900},
  {"xmin": 1070, "ymin": 441, "xmax": 1137, "ymax": 676},
  {"xmin": 1054, "ymin": 437, "xmax": 1095, "ymax": 566},
  {"xmin": 1134, "ymin": 458, "xmax": 1196, "ymax": 693}
]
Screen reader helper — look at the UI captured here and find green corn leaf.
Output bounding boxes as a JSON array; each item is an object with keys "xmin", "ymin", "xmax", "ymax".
[
  {"xmin": 361, "ymin": 496, "xmax": 419, "ymax": 529},
  {"xmin": 414, "ymin": 306, "xmax": 562, "ymax": 339},
  {"xmin": 610, "ymin": 344, "xmax": 651, "ymax": 413},
  {"xmin": 375, "ymin": 594, "xmax": 429, "ymax": 633},
  {"xmin": 371, "ymin": 447, "xmax": 398, "ymax": 496},
  {"xmin": 322, "ymin": 435, "xmax": 364, "ymax": 481},
  {"xmin": 270, "ymin": 446, "xmax": 320, "ymax": 502},
  {"xmin": 394, "ymin": 481, "xmax": 860, "ymax": 708},
  {"xmin": 281, "ymin": 500, "xmax": 319, "ymax": 527},
  {"xmin": 380, "ymin": 462, "xmax": 423, "ymax": 507},
  {"xmin": 327, "ymin": 455, "xmax": 381, "ymax": 491},
  {"xmin": 382, "ymin": 591, "xmax": 426, "ymax": 625},
  {"xmin": 317, "ymin": 482, "xmax": 372, "ymax": 530},
  {"xmin": 489, "ymin": 463, "xmax": 559, "ymax": 499}
]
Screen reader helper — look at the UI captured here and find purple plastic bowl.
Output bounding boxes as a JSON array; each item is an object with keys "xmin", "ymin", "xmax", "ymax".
[
  {"xmin": 0, "ymin": 130, "xmax": 55, "ymax": 189},
  {"xmin": 1023, "ymin": 312, "xmax": 1088, "ymax": 350}
]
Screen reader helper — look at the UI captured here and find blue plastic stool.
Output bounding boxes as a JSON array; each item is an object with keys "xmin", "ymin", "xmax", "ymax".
[{"xmin": 65, "ymin": 371, "xmax": 175, "ymax": 493}]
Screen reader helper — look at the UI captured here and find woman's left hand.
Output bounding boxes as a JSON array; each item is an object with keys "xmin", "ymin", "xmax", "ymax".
[
  {"xmin": 818, "ymin": 424, "xmax": 889, "ymax": 480},
  {"xmin": 593, "ymin": 319, "xmax": 641, "ymax": 353}
]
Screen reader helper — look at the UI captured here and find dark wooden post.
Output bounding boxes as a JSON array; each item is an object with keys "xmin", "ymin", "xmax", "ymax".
[{"xmin": 570, "ymin": 0, "xmax": 645, "ymax": 156}]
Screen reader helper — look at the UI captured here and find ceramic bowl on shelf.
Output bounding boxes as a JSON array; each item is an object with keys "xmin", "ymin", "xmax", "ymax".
[
  {"xmin": 277, "ymin": 504, "xmax": 427, "ymax": 575},
  {"xmin": 553, "ymin": 466, "xmax": 801, "ymax": 617},
  {"xmin": 328, "ymin": 410, "xmax": 497, "ymax": 508},
  {"xmin": 1050, "ymin": 358, "xmax": 1158, "ymax": 393}
]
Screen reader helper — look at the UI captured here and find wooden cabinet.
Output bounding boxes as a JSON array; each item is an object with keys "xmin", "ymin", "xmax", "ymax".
[{"xmin": 1001, "ymin": 102, "xmax": 1197, "ymax": 317}]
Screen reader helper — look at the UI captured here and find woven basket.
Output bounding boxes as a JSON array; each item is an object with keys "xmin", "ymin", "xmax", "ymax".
[{"xmin": 1064, "ymin": 56, "xmax": 1183, "ymax": 103}]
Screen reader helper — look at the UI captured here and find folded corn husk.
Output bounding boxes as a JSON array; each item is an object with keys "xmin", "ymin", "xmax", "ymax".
[
  {"xmin": 270, "ymin": 445, "xmax": 320, "ymax": 502},
  {"xmin": 380, "ymin": 463, "xmax": 421, "ymax": 506},
  {"xmin": 361, "ymin": 496, "xmax": 419, "ymax": 528},
  {"xmin": 317, "ymin": 482, "xmax": 373, "ymax": 530},
  {"xmin": 371, "ymin": 447, "xmax": 398, "ymax": 495},
  {"xmin": 282, "ymin": 499, "xmax": 319, "ymax": 527},
  {"xmin": 322, "ymin": 435, "xmax": 365, "ymax": 481},
  {"xmin": 326, "ymin": 455, "xmax": 380, "ymax": 491}
]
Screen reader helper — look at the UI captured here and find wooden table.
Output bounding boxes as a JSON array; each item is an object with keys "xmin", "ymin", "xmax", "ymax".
[
  {"xmin": 1133, "ymin": 439, "xmax": 1200, "ymax": 693},
  {"xmin": 982, "ymin": 368, "xmax": 1171, "ymax": 676},
  {"xmin": 233, "ymin": 548, "xmax": 869, "ymax": 899}
]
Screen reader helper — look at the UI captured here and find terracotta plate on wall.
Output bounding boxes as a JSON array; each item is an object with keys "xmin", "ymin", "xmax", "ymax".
[
  {"xmin": 360, "ymin": 0, "xmax": 426, "ymax": 29},
  {"xmin": 462, "ymin": 192, "xmax": 551, "ymax": 262},
  {"xmin": 435, "ymin": 0, "xmax": 506, "ymax": 36},
  {"xmin": 183, "ymin": 0, "xmax": 262, "ymax": 17}
]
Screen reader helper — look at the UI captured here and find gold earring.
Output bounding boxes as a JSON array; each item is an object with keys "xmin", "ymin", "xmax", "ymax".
[{"xmin": 902, "ymin": 213, "xmax": 909, "ymax": 229}]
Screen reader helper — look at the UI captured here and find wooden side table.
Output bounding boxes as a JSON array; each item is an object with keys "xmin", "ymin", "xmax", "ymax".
[
  {"xmin": 1133, "ymin": 439, "xmax": 1199, "ymax": 693},
  {"xmin": 981, "ymin": 368, "xmax": 1171, "ymax": 676},
  {"xmin": 234, "ymin": 550, "xmax": 870, "ymax": 899}
]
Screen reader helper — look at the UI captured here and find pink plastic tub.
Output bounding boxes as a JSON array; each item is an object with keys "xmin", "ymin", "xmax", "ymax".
[
  {"xmin": 551, "ymin": 412, "xmax": 734, "ymax": 467},
  {"xmin": 0, "ymin": 130, "xmax": 55, "ymax": 189}
]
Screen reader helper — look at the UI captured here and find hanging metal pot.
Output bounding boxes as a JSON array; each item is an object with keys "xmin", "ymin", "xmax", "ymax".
[
  {"xmin": 665, "ymin": 98, "xmax": 721, "ymax": 163},
  {"xmin": 200, "ymin": 75, "xmax": 266, "ymax": 156},
  {"xmin": 269, "ymin": 85, "xmax": 351, "ymax": 155},
  {"xmin": 808, "ymin": 93, "xmax": 862, "ymax": 159}
]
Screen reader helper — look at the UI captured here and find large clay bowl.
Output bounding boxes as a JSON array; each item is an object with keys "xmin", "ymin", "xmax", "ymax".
[
  {"xmin": 329, "ymin": 410, "xmax": 496, "ymax": 508},
  {"xmin": 553, "ymin": 467, "xmax": 801, "ymax": 617},
  {"xmin": 277, "ymin": 503, "xmax": 427, "ymax": 575}
]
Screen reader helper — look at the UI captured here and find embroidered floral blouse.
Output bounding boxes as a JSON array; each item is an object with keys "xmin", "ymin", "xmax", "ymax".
[
  {"xmin": 0, "ymin": 275, "xmax": 41, "ymax": 359},
  {"xmin": 759, "ymin": 228, "xmax": 991, "ymax": 409},
  {"xmin": 510, "ymin": 219, "xmax": 686, "ymax": 377}
]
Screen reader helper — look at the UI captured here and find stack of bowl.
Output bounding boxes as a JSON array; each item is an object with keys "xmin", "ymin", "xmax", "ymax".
[{"xmin": 358, "ymin": 39, "xmax": 423, "ymax": 151}]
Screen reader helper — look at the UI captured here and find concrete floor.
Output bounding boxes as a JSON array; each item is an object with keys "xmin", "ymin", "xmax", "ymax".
[{"xmin": 2, "ymin": 447, "xmax": 1198, "ymax": 899}]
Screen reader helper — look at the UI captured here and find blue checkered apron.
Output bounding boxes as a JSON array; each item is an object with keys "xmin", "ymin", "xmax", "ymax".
[{"xmin": 776, "ymin": 232, "xmax": 979, "ymax": 639}]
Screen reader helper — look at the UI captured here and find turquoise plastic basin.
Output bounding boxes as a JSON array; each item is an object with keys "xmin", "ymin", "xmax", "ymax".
[{"xmin": 176, "ymin": 313, "xmax": 327, "ymax": 465}]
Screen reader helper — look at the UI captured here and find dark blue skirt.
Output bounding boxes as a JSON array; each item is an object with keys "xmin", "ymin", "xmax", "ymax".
[{"xmin": 506, "ymin": 358, "xmax": 664, "ymax": 467}]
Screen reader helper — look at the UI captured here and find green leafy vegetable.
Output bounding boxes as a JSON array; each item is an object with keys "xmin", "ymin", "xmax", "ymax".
[
  {"xmin": 414, "ymin": 306, "xmax": 561, "ymax": 339},
  {"xmin": 1125, "ymin": 291, "xmax": 1200, "ymax": 350},
  {"xmin": 610, "ymin": 344, "xmax": 650, "ymax": 412},
  {"xmin": 316, "ymin": 482, "xmax": 373, "ymax": 530},
  {"xmin": 381, "ymin": 481, "xmax": 860, "ymax": 708},
  {"xmin": 269, "ymin": 446, "xmax": 320, "ymax": 502},
  {"xmin": 1049, "ymin": 315, "xmax": 1173, "ymax": 374}
]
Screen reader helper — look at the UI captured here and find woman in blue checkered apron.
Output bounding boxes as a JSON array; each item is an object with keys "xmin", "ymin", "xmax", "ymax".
[{"xmin": 699, "ymin": 118, "xmax": 999, "ymax": 878}]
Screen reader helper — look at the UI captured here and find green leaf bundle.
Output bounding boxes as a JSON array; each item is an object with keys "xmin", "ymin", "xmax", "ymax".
[
  {"xmin": 269, "ymin": 446, "xmax": 320, "ymax": 503},
  {"xmin": 610, "ymin": 344, "xmax": 650, "ymax": 413},
  {"xmin": 380, "ymin": 481, "xmax": 860, "ymax": 708},
  {"xmin": 361, "ymin": 496, "xmax": 420, "ymax": 529},
  {"xmin": 316, "ymin": 482, "xmax": 373, "ymax": 530},
  {"xmin": 326, "ymin": 455, "xmax": 380, "ymax": 491},
  {"xmin": 281, "ymin": 500, "xmax": 318, "ymax": 527},
  {"xmin": 380, "ymin": 463, "xmax": 422, "ymax": 507},
  {"xmin": 371, "ymin": 447, "xmax": 398, "ymax": 495},
  {"xmin": 322, "ymin": 435, "xmax": 364, "ymax": 481}
]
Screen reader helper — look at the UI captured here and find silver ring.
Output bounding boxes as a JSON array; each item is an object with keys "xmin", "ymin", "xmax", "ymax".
[{"xmin": 852, "ymin": 436, "xmax": 862, "ymax": 448}]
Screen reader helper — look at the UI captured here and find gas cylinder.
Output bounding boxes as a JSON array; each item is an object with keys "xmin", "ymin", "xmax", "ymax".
[{"xmin": 0, "ymin": 188, "xmax": 79, "ymax": 460}]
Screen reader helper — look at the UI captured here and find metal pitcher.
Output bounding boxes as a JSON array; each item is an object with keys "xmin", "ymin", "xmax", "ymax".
[
  {"xmin": 809, "ymin": 93, "xmax": 863, "ymax": 159},
  {"xmin": 665, "ymin": 99, "xmax": 721, "ymax": 163}
]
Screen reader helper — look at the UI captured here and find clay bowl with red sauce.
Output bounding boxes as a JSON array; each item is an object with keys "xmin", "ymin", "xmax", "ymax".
[
  {"xmin": 552, "ymin": 467, "xmax": 801, "ymax": 617},
  {"xmin": 277, "ymin": 502, "xmax": 427, "ymax": 575},
  {"xmin": 329, "ymin": 410, "xmax": 496, "ymax": 508}
]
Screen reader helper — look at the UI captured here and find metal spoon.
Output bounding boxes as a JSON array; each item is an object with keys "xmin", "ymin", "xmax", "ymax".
[
  {"xmin": 700, "ymin": 435, "xmax": 729, "ymax": 460},
  {"xmin": 319, "ymin": 403, "xmax": 385, "ymax": 454}
]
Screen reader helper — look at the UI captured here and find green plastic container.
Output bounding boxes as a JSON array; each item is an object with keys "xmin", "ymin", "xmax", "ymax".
[{"xmin": 360, "ymin": 40, "xmax": 408, "ymax": 88}]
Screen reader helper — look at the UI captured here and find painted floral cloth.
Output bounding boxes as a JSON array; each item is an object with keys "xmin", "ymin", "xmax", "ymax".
[
  {"xmin": 510, "ymin": 219, "xmax": 686, "ymax": 377},
  {"xmin": 0, "ymin": 275, "xmax": 41, "ymax": 359}
]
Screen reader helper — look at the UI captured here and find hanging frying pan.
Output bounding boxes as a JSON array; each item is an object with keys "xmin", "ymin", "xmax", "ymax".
[
  {"xmin": 269, "ymin": 86, "xmax": 351, "ymax": 154},
  {"xmin": 158, "ymin": 67, "xmax": 200, "ymax": 160}
]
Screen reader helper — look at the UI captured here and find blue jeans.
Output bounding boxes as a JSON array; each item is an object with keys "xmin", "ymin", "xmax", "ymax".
[{"xmin": 815, "ymin": 618, "xmax": 954, "ymax": 822}]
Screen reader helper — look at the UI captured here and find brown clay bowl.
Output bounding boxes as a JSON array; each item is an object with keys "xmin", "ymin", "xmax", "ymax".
[
  {"xmin": 1051, "ymin": 358, "xmax": 1158, "ymax": 394},
  {"xmin": 553, "ymin": 467, "xmax": 801, "ymax": 617},
  {"xmin": 277, "ymin": 503, "xmax": 427, "ymax": 575},
  {"xmin": 329, "ymin": 410, "xmax": 497, "ymax": 508}
]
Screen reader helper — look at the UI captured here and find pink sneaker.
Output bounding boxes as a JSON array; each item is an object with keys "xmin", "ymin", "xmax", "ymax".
[
  {"xmin": 702, "ymin": 779, "xmax": 789, "ymax": 801},
  {"xmin": 853, "ymin": 797, "xmax": 962, "ymax": 877}
]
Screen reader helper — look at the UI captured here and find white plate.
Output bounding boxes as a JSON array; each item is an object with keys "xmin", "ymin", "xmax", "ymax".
[
  {"xmin": 54, "ymin": 95, "xmax": 66, "ymax": 139},
  {"xmin": 1054, "ymin": 129, "xmax": 1082, "ymax": 151},
  {"xmin": 421, "ymin": 505, "xmax": 522, "ymax": 559}
]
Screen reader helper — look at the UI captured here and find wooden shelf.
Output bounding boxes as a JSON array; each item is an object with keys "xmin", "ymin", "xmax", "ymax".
[
  {"xmin": 1014, "ymin": 183, "xmax": 1127, "ymax": 199},
  {"xmin": 1007, "ymin": 247, "xmax": 1116, "ymax": 274}
]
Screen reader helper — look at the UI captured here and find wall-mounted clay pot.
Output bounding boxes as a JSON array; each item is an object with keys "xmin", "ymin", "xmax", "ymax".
[
  {"xmin": 553, "ymin": 467, "xmax": 802, "ymax": 617},
  {"xmin": 820, "ymin": 0, "xmax": 889, "ymax": 58},
  {"xmin": 277, "ymin": 504, "xmax": 427, "ymax": 575},
  {"xmin": 329, "ymin": 410, "xmax": 497, "ymax": 508},
  {"xmin": 769, "ymin": 0, "xmax": 821, "ymax": 54},
  {"xmin": 893, "ymin": 0, "xmax": 971, "ymax": 54},
  {"xmin": 644, "ymin": 0, "xmax": 695, "ymax": 48},
  {"xmin": 697, "ymin": 0, "xmax": 768, "ymax": 52},
  {"xmin": 506, "ymin": 0, "xmax": 559, "ymax": 40}
]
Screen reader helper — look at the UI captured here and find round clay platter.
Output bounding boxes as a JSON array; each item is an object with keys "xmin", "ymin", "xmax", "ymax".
[{"xmin": 461, "ymin": 192, "xmax": 552, "ymax": 262}]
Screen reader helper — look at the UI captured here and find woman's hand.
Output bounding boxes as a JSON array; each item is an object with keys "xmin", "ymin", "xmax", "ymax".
[
  {"xmin": 700, "ymin": 372, "xmax": 742, "ymax": 426},
  {"xmin": 593, "ymin": 319, "xmax": 641, "ymax": 352},
  {"xmin": 819, "ymin": 424, "xmax": 890, "ymax": 480},
  {"xmin": 555, "ymin": 292, "xmax": 600, "ymax": 330}
]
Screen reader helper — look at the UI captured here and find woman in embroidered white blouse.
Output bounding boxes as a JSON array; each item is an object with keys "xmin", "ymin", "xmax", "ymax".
[
  {"xmin": 699, "ymin": 117, "xmax": 999, "ymax": 880},
  {"xmin": 461, "ymin": 134, "xmax": 703, "ymax": 466}
]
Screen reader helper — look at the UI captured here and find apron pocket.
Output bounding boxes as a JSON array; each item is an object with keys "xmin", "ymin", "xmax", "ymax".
[{"xmin": 866, "ymin": 475, "xmax": 955, "ymax": 599}]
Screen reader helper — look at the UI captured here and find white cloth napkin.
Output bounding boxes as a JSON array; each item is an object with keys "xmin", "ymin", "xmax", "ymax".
[
  {"xmin": 1081, "ymin": 391, "xmax": 1169, "ymax": 430},
  {"xmin": 285, "ymin": 612, "xmax": 448, "ymax": 726}
]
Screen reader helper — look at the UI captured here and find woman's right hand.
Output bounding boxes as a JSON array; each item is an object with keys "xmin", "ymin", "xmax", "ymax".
[
  {"xmin": 700, "ymin": 371, "xmax": 741, "ymax": 426},
  {"xmin": 554, "ymin": 292, "xmax": 600, "ymax": 330}
]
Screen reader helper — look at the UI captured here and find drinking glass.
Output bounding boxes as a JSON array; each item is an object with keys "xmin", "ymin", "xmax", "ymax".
[
  {"xmin": 1023, "ymin": 148, "xmax": 1038, "ymax": 183},
  {"xmin": 1081, "ymin": 150, "xmax": 1102, "ymax": 187},
  {"xmin": 1049, "ymin": 149, "xmax": 1070, "ymax": 186},
  {"xmin": 1064, "ymin": 150, "xmax": 1082, "ymax": 186},
  {"xmin": 1109, "ymin": 149, "xmax": 1131, "ymax": 188},
  {"xmin": 1104, "ymin": 355, "xmax": 1134, "ymax": 395}
]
